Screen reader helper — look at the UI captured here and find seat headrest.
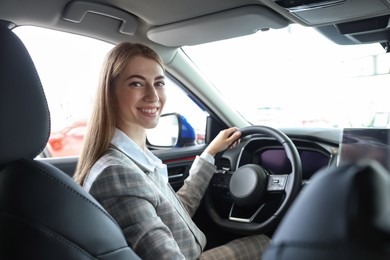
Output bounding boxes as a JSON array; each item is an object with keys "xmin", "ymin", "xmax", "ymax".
[
  {"xmin": 0, "ymin": 24, "xmax": 50, "ymax": 167},
  {"xmin": 263, "ymin": 160, "xmax": 390, "ymax": 260}
]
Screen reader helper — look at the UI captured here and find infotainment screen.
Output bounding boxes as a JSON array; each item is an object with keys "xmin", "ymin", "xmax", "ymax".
[{"xmin": 337, "ymin": 128, "xmax": 390, "ymax": 171}]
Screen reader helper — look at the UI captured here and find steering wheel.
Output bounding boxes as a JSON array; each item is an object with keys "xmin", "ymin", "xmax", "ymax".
[{"xmin": 205, "ymin": 125, "xmax": 302, "ymax": 234}]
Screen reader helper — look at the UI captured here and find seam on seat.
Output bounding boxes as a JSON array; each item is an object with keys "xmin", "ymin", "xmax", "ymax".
[
  {"xmin": 8, "ymin": 28, "xmax": 52, "ymax": 156},
  {"xmin": 26, "ymin": 49, "xmax": 51, "ymax": 155}
]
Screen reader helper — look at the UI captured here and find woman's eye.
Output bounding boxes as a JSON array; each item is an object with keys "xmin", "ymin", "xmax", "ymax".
[
  {"xmin": 129, "ymin": 82, "xmax": 142, "ymax": 87},
  {"xmin": 156, "ymin": 81, "xmax": 165, "ymax": 88}
]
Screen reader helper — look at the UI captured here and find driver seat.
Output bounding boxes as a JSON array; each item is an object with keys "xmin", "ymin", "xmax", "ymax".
[
  {"xmin": 263, "ymin": 160, "xmax": 390, "ymax": 260},
  {"xmin": 0, "ymin": 22, "xmax": 140, "ymax": 259}
]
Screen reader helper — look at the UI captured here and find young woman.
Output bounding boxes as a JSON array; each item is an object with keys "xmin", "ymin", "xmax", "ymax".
[{"xmin": 73, "ymin": 42, "xmax": 270, "ymax": 259}]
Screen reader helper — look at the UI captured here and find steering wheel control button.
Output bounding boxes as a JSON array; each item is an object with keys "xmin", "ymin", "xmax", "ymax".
[
  {"xmin": 267, "ymin": 175, "xmax": 288, "ymax": 191},
  {"xmin": 212, "ymin": 171, "xmax": 231, "ymax": 189}
]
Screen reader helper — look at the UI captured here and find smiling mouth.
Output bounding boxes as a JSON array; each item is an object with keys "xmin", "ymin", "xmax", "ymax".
[{"xmin": 138, "ymin": 107, "xmax": 159, "ymax": 114}]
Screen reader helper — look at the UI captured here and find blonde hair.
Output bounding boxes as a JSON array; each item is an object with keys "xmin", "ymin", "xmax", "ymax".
[{"xmin": 73, "ymin": 42, "xmax": 164, "ymax": 185}]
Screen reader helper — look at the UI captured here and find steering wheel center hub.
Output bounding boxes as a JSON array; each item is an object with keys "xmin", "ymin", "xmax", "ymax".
[{"xmin": 229, "ymin": 164, "xmax": 267, "ymax": 207}]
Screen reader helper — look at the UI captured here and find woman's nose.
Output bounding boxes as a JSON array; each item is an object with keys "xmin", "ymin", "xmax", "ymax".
[{"xmin": 144, "ymin": 85, "xmax": 159, "ymax": 102}]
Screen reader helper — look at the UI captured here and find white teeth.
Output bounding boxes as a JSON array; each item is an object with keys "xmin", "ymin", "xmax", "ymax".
[{"xmin": 139, "ymin": 108, "xmax": 158, "ymax": 113}]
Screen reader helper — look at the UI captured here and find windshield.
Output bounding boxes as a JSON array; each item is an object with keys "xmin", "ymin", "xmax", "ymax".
[{"xmin": 183, "ymin": 24, "xmax": 390, "ymax": 128}]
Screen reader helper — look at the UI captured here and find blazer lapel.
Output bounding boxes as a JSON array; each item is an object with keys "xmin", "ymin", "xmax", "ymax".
[{"xmin": 146, "ymin": 169, "xmax": 207, "ymax": 249}]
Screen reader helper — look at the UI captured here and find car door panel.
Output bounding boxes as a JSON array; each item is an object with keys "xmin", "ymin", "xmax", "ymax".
[{"xmin": 153, "ymin": 144, "xmax": 206, "ymax": 191}]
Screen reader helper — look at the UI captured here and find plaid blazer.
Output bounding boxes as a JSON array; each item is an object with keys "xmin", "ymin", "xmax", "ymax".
[{"xmin": 87, "ymin": 146, "xmax": 216, "ymax": 259}]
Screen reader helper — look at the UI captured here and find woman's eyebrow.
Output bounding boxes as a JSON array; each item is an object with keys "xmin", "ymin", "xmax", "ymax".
[
  {"xmin": 125, "ymin": 74, "xmax": 165, "ymax": 81},
  {"xmin": 125, "ymin": 74, "xmax": 145, "ymax": 81}
]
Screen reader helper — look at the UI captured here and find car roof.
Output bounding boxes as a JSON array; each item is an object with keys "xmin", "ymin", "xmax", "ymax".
[{"xmin": 1, "ymin": 0, "xmax": 389, "ymax": 63}]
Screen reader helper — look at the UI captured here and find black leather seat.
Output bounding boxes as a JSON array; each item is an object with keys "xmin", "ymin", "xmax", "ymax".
[
  {"xmin": 263, "ymin": 160, "xmax": 390, "ymax": 260},
  {"xmin": 0, "ymin": 23, "xmax": 140, "ymax": 259}
]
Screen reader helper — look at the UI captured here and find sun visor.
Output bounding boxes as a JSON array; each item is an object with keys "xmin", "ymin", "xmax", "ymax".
[{"xmin": 147, "ymin": 5, "xmax": 289, "ymax": 47}]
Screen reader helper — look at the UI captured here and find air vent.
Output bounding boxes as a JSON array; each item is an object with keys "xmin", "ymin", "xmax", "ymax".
[{"xmin": 219, "ymin": 158, "xmax": 232, "ymax": 171}]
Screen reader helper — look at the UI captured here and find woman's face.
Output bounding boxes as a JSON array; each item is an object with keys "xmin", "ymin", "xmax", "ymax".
[{"xmin": 114, "ymin": 55, "xmax": 166, "ymax": 134}]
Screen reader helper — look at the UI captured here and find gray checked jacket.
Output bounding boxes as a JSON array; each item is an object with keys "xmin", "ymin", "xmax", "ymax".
[{"xmin": 86, "ymin": 146, "xmax": 216, "ymax": 259}]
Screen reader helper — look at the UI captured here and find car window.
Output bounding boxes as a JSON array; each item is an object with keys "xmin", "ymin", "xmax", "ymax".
[
  {"xmin": 14, "ymin": 26, "xmax": 207, "ymax": 158},
  {"xmin": 183, "ymin": 24, "xmax": 390, "ymax": 129}
]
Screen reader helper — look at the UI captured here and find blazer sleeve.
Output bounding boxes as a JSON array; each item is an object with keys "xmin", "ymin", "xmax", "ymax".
[
  {"xmin": 89, "ymin": 164, "xmax": 187, "ymax": 260},
  {"xmin": 176, "ymin": 155, "xmax": 216, "ymax": 217}
]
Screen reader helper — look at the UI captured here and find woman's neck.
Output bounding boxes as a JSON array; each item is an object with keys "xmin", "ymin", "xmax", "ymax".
[{"xmin": 117, "ymin": 126, "xmax": 146, "ymax": 150}]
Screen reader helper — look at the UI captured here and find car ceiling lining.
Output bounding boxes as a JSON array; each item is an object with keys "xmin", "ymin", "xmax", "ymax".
[
  {"xmin": 4, "ymin": 0, "xmax": 390, "ymax": 49},
  {"xmin": 61, "ymin": 2, "xmax": 291, "ymax": 47}
]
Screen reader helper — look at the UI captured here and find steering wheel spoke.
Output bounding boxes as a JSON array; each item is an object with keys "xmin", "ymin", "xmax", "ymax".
[{"xmin": 228, "ymin": 202, "xmax": 265, "ymax": 223}]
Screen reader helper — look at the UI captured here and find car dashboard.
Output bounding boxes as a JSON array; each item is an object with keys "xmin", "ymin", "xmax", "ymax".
[
  {"xmin": 217, "ymin": 128, "xmax": 341, "ymax": 183},
  {"xmin": 237, "ymin": 138, "xmax": 337, "ymax": 182},
  {"xmin": 207, "ymin": 128, "xmax": 341, "ymax": 229}
]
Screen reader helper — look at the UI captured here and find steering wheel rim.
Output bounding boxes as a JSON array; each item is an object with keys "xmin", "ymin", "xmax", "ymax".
[{"xmin": 205, "ymin": 125, "xmax": 302, "ymax": 234}]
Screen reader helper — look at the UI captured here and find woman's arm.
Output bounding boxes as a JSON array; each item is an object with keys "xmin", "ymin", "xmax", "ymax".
[
  {"xmin": 176, "ymin": 156, "xmax": 216, "ymax": 217},
  {"xmin": 176, "ymin": 127, "xmax": 241, "ymax": 216}
]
